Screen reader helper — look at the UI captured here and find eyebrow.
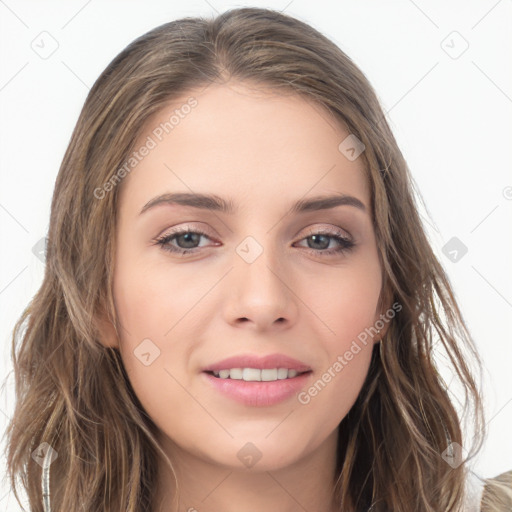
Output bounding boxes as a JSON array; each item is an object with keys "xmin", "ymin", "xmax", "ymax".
[{"xmin": 139, "ymin": 192, "xmax": 367, "ymax": 216}]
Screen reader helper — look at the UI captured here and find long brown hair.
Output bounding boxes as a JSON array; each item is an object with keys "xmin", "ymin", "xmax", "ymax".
[{"xmin": 4, "ymin": 7, "xmax": 508, "ymax": 511}]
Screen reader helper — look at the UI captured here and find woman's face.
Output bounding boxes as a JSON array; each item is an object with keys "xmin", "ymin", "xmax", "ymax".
[{"xmin": 104, "ymin": 81, "xmax": 387, "ymax": 472}]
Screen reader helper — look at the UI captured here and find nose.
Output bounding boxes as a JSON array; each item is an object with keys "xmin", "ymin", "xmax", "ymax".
[{"xmin": 223, "ymin": 248, "xmax": 299, "ymax": 332}]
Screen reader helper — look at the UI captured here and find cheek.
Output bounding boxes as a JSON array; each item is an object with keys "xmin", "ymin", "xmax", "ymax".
[
  {"xmin": 112, "ymin": 250, "xmax": 204, "ymax": 349},
  {"xmin": 112, "ymin": 269, "xmax": 198, "ymax": 442},
  {"xmin": 110, "ymin": 254, "xmax": 182, "ymax": 399},
  {"xmin": 298, "ymin": 277, "xmax": 379, "ymax": 431},
  {"xmin": 306, "ymin": 256, "xmax": 382, "ymax": 349},
  {"xmin": 293, "ymin": 257, "xmax": 381, "ymax": 421},
  {"xmin": 111, "ymin": 248, "xmax": 216, "ymax": 427},
  {"xmin": 298, "ymin": 345, "xmax": 374, "ymax": 443}
]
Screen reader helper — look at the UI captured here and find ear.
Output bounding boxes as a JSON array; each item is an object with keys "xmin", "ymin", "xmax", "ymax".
[{"xmin": 93, "ymin": 304, "xmax": 120, "ymax": 349}]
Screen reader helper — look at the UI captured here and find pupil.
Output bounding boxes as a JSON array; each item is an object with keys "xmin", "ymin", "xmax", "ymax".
[
  {"xmin": 309, "ymin": 234, "xmax": 329, "ymax": 250},
  {"xmin": 179, "ymin": 233, "xmax": 199, "ymax": 248}
]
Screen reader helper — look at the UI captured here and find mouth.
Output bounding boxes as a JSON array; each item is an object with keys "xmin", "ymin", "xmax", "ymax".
[
  {"xmin": 200, "ymin": 353, "xmax": 313, "ymax": 406},
  {"xmin": 204, "ymin": 368, "xmax": 313, "ymax": 381},
  {"xmin": 201, "ymin": 367, "xmax": 313, "ymax": 407}
]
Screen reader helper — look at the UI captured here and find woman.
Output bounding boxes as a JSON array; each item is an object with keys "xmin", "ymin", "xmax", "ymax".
[{"xmin": 4, "ymin": 7, "xmax": 511, "ymax": 511}]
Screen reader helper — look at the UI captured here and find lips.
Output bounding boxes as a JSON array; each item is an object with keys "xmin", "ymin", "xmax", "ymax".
[
  {"xmin": 201, "ymin": 370, "xmax": 312, "ymax": 407},
  {"xmin": 200, "ymin": 353, "xmax": 313, "ymax": 406},
  {"xmin": 201, "ymin": 353, "xmax": 312, "ymax": 373}
]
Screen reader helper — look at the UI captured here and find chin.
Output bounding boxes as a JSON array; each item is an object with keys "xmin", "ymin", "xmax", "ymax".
[{"xmin": 198, "ymin": 434, "xmax": 314, "ymax": 472}]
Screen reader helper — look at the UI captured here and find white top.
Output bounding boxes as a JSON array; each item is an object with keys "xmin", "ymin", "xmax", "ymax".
[{"xmin": 464, "ymin": 469, "xmax": 486, "ymax": 512}]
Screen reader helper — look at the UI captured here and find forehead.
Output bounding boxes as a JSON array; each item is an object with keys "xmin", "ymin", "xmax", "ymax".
[{"xmin": 118, "ymin": 81, "xmax": 369, "ymax": 217}]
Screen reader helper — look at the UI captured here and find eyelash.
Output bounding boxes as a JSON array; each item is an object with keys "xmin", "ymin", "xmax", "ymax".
[{"xmin": 153, "ymin": 226, "xmax": 355, "ymax": 257}]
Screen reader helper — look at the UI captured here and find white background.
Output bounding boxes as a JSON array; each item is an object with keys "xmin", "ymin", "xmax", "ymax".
[{"xmin": 1, "ymin": 0, "xmax": 511, "ymax": 509}]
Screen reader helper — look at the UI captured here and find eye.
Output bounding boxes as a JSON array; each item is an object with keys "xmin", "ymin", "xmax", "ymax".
[
  {"xmin": 152, "ymin": 226, "xmax": 355, "ymax": 257},
  {"xmin": 153, "ymin": 227, "xmax": 216, "ymax": 256},
  {"xmin": 293, "ymin": 228, "xmax": 355, "ymax": 257}
]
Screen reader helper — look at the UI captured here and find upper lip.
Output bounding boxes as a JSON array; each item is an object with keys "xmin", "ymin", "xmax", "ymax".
[{"xmin": 202, "ymin": 353, "xmax": 312, "ymax": 373}]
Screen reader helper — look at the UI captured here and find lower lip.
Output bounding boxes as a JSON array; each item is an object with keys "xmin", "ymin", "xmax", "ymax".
[{"xmin": 201, "ymin": 371, "xmax": 312, "ymax": 407}]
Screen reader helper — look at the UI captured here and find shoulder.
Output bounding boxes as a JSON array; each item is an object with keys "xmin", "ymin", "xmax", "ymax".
[{"xmin": 479, "ymin": 469, "xmax": 512, "ymax": 512}]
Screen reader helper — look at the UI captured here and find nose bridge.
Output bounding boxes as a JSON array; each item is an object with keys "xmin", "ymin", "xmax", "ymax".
[
  {"xmin": 225, "ymin": 232, "xmax": 297, "ymax": 326},
  {"xmin": 234, "ymin": 233, "xmax": 286, "ymax": 298}
]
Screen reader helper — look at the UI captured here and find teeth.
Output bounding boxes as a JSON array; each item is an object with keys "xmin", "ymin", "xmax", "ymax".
[
  {"xmin": 211, "ymin": 368, "xmax": 304, "ymax": 381},
  {"xmin": 229, "ymin": 368, "xmax": 243, "ymax": 380},
  {"xmin": 261, "ymin": 369, "xmax": 277, "ymax": 381},
  {"xmin": 243, "ymin": 368, "xmax": 261, "ymax": 381},
  {"xmin": 277, "ymin": 368, "xmax": 288, "ymax": 379}
]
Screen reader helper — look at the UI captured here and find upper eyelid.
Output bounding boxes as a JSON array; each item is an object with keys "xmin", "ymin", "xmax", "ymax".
[
  {"xmin": 159, "ymin": 224, "xmax": 353, "ymax": 243},
  {"xmin": 302, "ymin": 225, "xmax": 352, "ymax": 238}
]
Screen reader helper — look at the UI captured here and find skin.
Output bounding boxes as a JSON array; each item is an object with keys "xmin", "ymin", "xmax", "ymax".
[{"xmin": 97, "ymin": 80, "xmax": 391, "ymax": 512}]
